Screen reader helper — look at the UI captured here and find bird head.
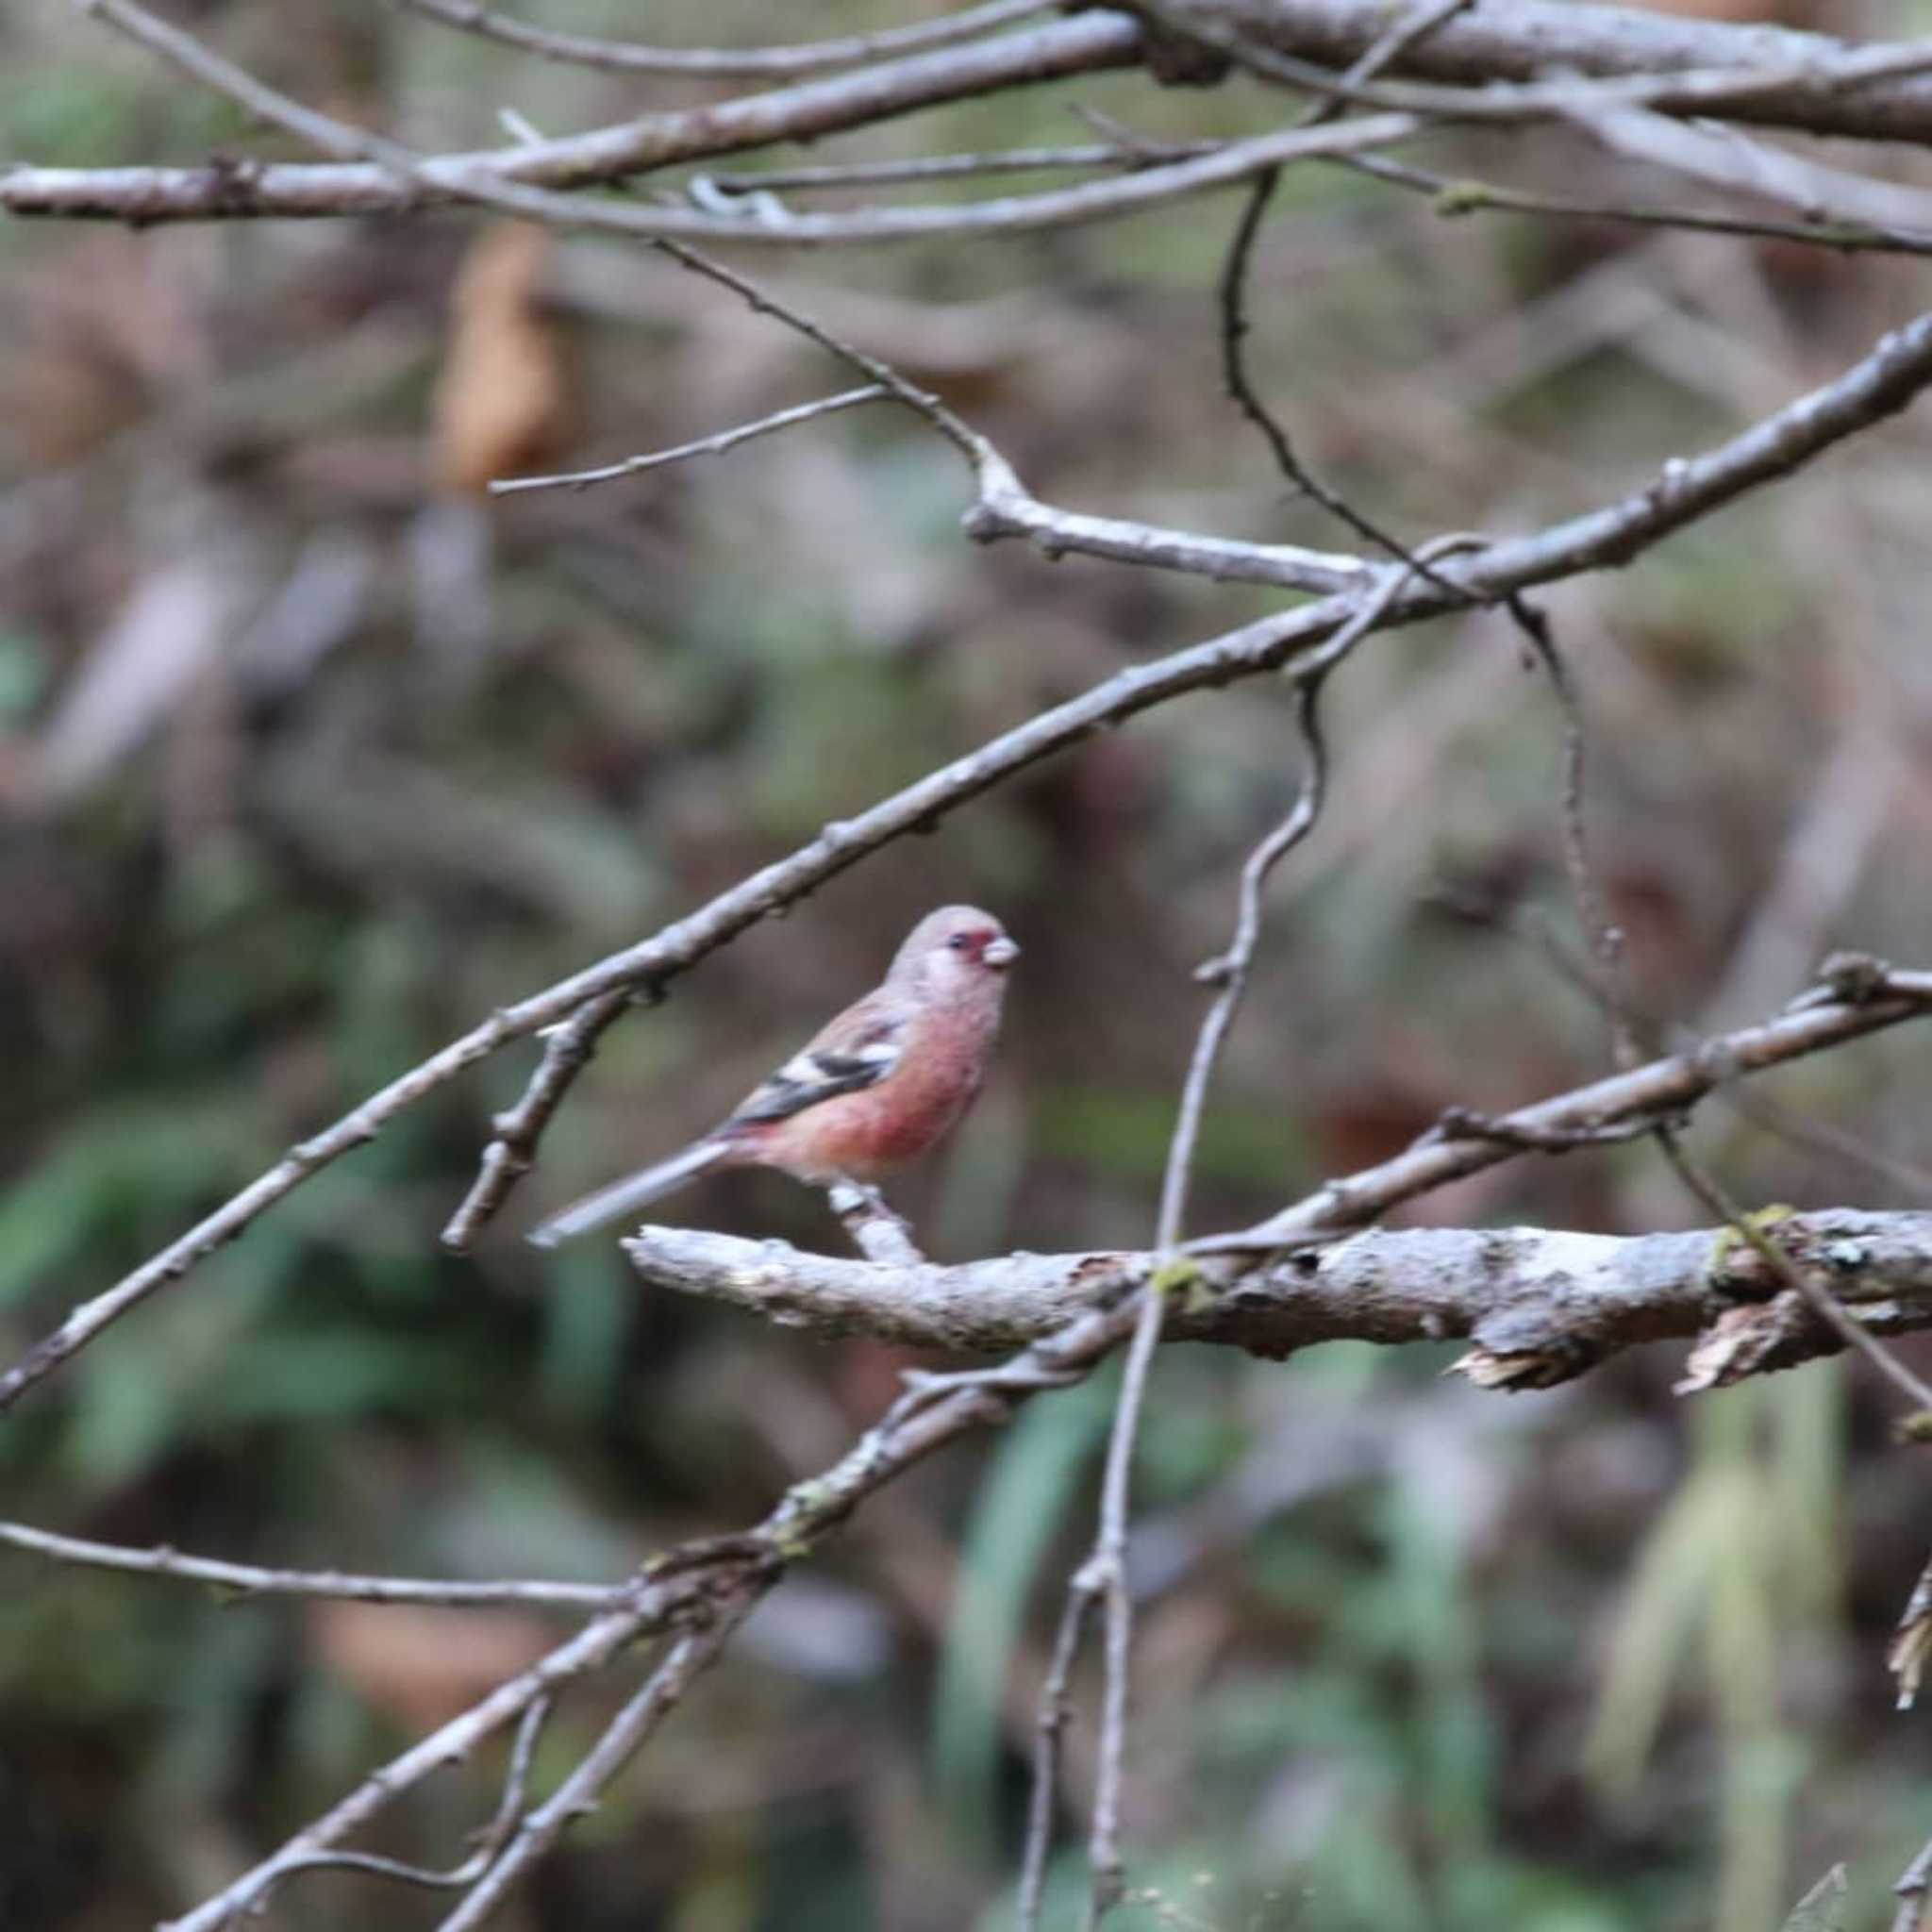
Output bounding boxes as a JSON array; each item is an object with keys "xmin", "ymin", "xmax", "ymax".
[{"xmin": 891, "ymin": 905, "xmax": 1019, "ymax": 997}]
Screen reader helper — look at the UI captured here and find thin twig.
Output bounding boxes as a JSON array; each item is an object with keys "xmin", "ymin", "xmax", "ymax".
[
  {"xmin": 1723, "ymin": 1086, "xmax": 1932, "ymax": 1203},
  {"xmin": 0, "ymin": 1521, "xmax": 633, "ymax": 1609},
  {"xmin": 1063, "ymin": 540, "xmax": 1470, "ymax": 1921},
  {"xmin": 390, "ymin": 0, "xmax": 1045, "ymax": 78},
  {"xmin": 1501, "ymin": 592, "xmax": 1932, "ymax": 1408},
  {"xmin": 1219, "ymin": 962, "xmax": 1932, "ymax": 1248},
  {"xmin": 263, "ymin": 1695, "xmax": 552, "ymax": 1903},
  {"xmin": 1017, "ymin": 1561, "xmax": 1104, "ymax": 1931},
  {"xmin": 1572, "ymin": 101, "xmax": 1932, "ymax": 243},
  {"xmin": 2, "ymin": 10, "xmax": 1144, "ymax": 222},
  {"xmin": 441, "ymin": 988, "xmax": 632, "ymax": 1249},
  {"xmin": 46, "ymin": 0, "xmax": 1418, "ymax": 248},
  {"xmin": 1320, "ymin": 0, "xmax": 1474, "ymax": 113},
  {"xmin": 1336, "ymin": 150, "xmax": 1932, "ymax": 258},
  {"xmin": 476, "ymin": 113, "xmax": 1421, "ymax": 247},
  {"xmin": 703, "ymin": 141, "xmax": 1212, "ymax": 195},
  {"xmin": 490, "ymin": 387, "xmax": 890, "ymax": 497},
  {"xmin": 1430, "ymin": 1105, "xmax": 1683, "ymax": 1151},
  {"xmin": 31, "ymin": 1, "xmax": 1932, "ymax": 225},
  {"xmin": 159, "ymin": 1294, "xmax": 1150, "ymax": 1930},
  {"xmin": 437, "ymin": 1610, "xmax": 753, "ymax": 1929},
  {"xmin": 1511, "ymin": 597, "xmax": 1642, "ymax": 1067},
  {"xmin": 1216, "ymin": 170, "xmax": 1468, "ymax": 595}
]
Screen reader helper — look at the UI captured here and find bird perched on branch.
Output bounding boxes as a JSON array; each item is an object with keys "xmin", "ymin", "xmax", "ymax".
[{"xmin": 527, "ymin": 906, "xmax": 1019, "ymax": 1247}]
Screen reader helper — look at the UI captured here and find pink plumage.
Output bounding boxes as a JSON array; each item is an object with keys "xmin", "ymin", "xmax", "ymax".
[{"xmin": 528, "ymin": 906, "xmax": 1017, "ymax": 1246}]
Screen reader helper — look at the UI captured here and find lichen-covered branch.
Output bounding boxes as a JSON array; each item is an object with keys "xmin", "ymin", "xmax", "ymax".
[{"xmin": 622, "ymin": 1209, "xmax": 1932, "ymax": 1387}]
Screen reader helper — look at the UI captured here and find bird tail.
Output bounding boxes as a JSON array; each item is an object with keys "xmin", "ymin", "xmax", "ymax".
[{"xmin": 526, "ymin": 1139, "xmax": 730, "ymax": 1248}]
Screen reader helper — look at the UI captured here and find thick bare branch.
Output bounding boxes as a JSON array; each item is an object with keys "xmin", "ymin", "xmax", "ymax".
[
  {"xmin": 1174, "ymin": 0, "xmax": 1932, "ymax": 143},
  {"xmin": 0, "ymin": 1522, "xmax": 633, "ymax": 1610},
  {"xmin": 1337, "ymin": 150, "xmax": 1932, "ymax": 259},
  {"xmin": 0, "ymin": 11, "xmax": 1141, "ymax": 221},
  {"xmin": 624, "ymin": 1208, "xmax": 1932, "ymax": 1381}
]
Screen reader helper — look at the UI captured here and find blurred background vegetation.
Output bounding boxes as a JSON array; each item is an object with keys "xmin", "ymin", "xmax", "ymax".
[{"xmin": 5, "ymin": 0, "xmax": 1932, "ymax": 1925}]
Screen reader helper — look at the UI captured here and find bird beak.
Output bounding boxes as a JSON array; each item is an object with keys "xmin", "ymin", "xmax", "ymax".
[{"xmin": 983, "ymin": 935, "xmax": 1020, "ymax": 969}]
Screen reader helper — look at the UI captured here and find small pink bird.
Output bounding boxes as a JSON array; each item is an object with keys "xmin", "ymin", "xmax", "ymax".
[{"xmin": 527, "ymin": 906, "xmax": 1018, "ymax": 1246}]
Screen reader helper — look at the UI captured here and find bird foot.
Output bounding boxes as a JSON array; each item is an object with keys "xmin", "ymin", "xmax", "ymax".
[{"xmin": 825, "ymin": 1179, "xmax": 924, "ymax": 1265}]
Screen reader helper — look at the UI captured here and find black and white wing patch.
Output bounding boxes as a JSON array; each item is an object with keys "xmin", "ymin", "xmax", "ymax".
[{"xmin": 726, "ymin": 1015, "xmax": 905, "ymax": 1128}]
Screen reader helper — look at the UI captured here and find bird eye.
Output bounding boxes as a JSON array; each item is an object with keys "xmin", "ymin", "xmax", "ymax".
[{"xmin": 948, "ymin": 934, "xmax": 972, "ymax": 953}]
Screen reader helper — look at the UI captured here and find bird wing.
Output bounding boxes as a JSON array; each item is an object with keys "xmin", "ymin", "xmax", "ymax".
[{"xmin": 724, "ymin": 1006, "xmax": 906, "ymax": 1128}]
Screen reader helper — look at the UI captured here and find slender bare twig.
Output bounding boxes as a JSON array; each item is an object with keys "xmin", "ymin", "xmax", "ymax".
[
  {"xmin": 431, "ymin": 108, "xmax": 1426, "ymax": 248},
  {"xmin": 1573, "ymin": 102, "xmax": 1932, "ymax": 242},
  {"xmin": 1072, "ymin": 535, "xmax": 1495, "ymax": 1921},
  {"xmin": 1202, "ymin": 0, "xmax": 1932, "ymax": 142},
  {"xmin": 159, "ymin": 1583, "xmax": 728, "ymax": 1930},
  {"xmin": 1, "ymin": 11, "xmax": 1144, "ymax": 221},
  {"xmin": 53, "ymin": 0, "xmax": 1421, "ymax": 249},
  {"xmin": 1433, "ymin": 1105, "xmax": 1676, "ymax": 1152},
  {"xmin": 0, "ymin": 1522, "xmax": 634, "ymax": 1609},
  {"xmin": 11, "ymin": 296, "xmax": 1932, "ymax": 1414},
  {"xmin": 45, "ymin": 0, "xmax": 1932, "ymax": 254},
  {"xmin": 1512, "ymin": 600, "xmax": 1643, "ymax": 1066},
  {"xmin": 1724, "ymin": 1086, "xmax": 1932, "ymax": 1203},
  {"xmin": 1208, "ymin": 0, "xmax": 1474, "ymax": 577},
  {"xmin": 263, "ymin": 1695, "xmax": 553, "ymax": 1903},
  {"xmin": 436, "ymin": 1611, "xmax": 753, "ymax": 1929},
  {"xmin": 390, "ymin": 0, "xmax": 1045, "ymax": 78},
  {"xmin": 1017, "ymin": 1574, "xmax": 1102, "ymax": 1931},
  {"xmin": 441, "ymin": 989, "xmax": 633, "ymax": 1249},
  {"xmin": 490, "ymin": 387, "xmax": 889, "ymax": 497},
  {"xmin": 1323, "ymin": 0, "xmax": 1474, "ymax": 107},
  {"xmin": 1222, "ymin": 963, "xmax": 1932, "ymax": 1248},
  {"xmin": 1215, "ymin": 171, "xmax": 1471, "ymax": 600},
  {"xmin": 1338, "ymin": 150, "xmax": 1932, "ymax": 258},
  {"xmin": 1077, "ymin": 673, "xmax": 1331, "ymax": 1924},
  {"xmin": 702, "ymin": 142, "xmax": 1212, "ymax": 196},
  {"xmin": 1502, "ymin": 596, "xmax": 1932, "ymax": 1410}
]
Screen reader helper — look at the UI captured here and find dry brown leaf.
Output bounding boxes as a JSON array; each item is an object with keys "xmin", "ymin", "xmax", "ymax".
[{"xmin": 430, "ymin": 222, "xmax": 571, "ymax": 496}]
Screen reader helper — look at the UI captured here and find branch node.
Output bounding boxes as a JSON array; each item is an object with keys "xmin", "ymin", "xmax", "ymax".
[{"xmin": 1817, "ymin": 948, "xmax": 1892, "ymax": 1005}]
